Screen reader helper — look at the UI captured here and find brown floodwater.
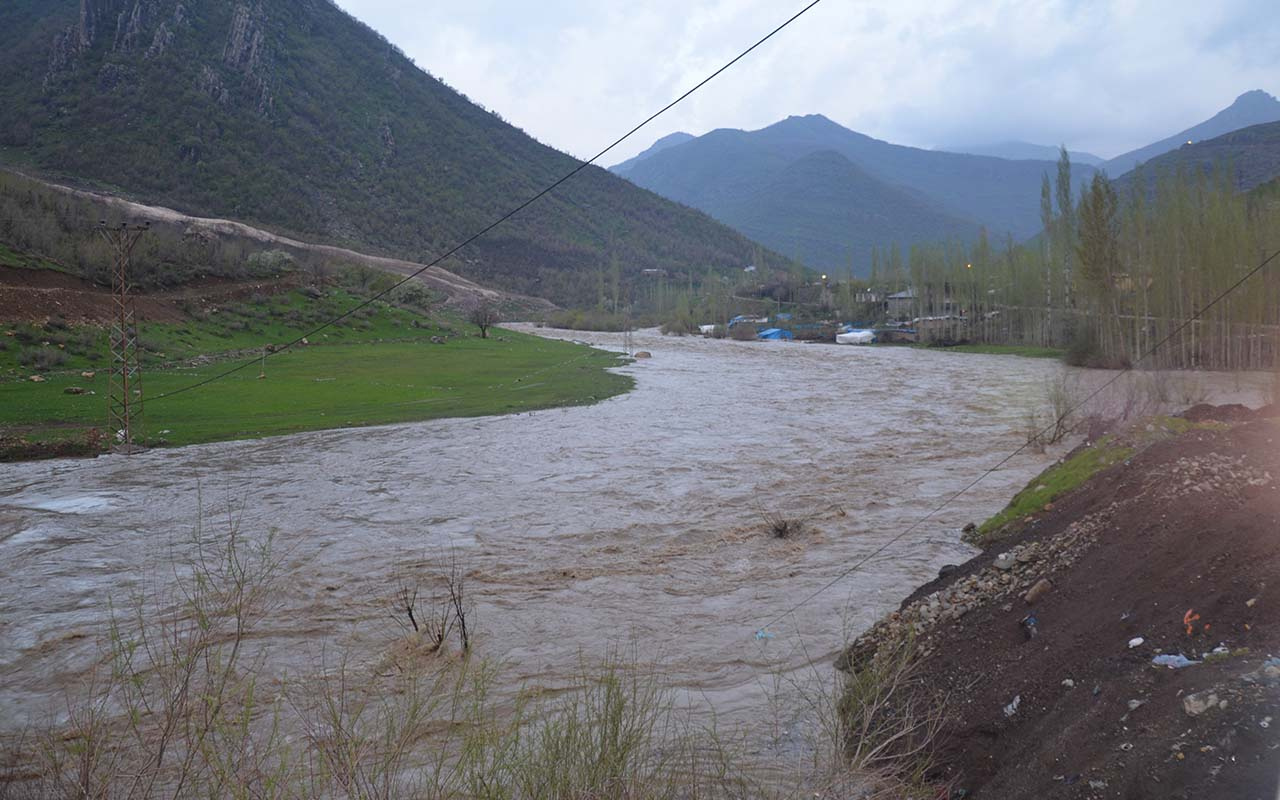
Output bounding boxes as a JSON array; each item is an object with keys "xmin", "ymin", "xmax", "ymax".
[{"xmin": 0, "ymin": 329, "xmax": 1270, "ymax": 736}]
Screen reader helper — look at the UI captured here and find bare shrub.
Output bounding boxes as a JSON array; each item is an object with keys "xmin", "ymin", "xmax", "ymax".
[
  {"xmin": 391, "ymin": 550, "xmax": 472, "ymax": 656},
  {"xmin": 759, "ymin": 506, "xmax": 802, "ymax": 538},
  {"xmin": 836, "ymin": 636, "xmax": 947, "ymax": 793},
  {"xmin": 9, "ymin": 519, "xmax": 288, "ymax": 799},
  {"xmin": 729, "ymin": 324, "xmax": 758, "ymax": 341},
  {"xmin": 1175, "ymin": 374, "xmax": 1212, "ymax": 409},
  {"xmin": 1024, "ymin": 370, "xmax": 1081, "ymax": 450}
]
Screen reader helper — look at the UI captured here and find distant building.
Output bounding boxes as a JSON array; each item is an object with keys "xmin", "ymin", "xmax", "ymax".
[{"xmin": 885, "ymin": 288, "xmax": 917, "ymax": 318}]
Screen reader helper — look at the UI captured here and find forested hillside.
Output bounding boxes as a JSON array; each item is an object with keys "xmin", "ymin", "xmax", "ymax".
[
  {"xmin": 613, "ymin": 114, "xmax": 1096, "ymax": 275},
  {"xmin": 1112, "ymin": 121, "xmax": 1280, "ymax": 196},
  {"xmin": 0, "ymin": 0, "xmax": 793, "ymax": 306}
]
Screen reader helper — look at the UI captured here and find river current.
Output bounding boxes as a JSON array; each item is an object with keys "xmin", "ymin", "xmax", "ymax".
[{"xmin": 1, "ymin": 329, "xmax": 1269, "ymax": 734}]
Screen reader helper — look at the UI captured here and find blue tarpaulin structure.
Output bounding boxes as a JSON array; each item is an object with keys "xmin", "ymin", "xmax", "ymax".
[{"xmin": 757, "ymin": 328, "xmax": 793, "ymax": 340}]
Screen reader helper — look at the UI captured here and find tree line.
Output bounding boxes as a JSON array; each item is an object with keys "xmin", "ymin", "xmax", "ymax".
[{"xmin": 868, "ymin": 153, "xmax": 1280, "ymax": 369}]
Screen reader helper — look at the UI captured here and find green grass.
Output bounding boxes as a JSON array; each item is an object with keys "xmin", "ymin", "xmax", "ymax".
[
  {"xmin": 0, "ymin": 334, "xmax": 631, "ymax": 450},
  {"xmin": 968, "ymin": 415, "xmax": 1230, "ymax": 546},
  {"xmin": 1, "ymin": 288, "xmax": 449, "ymax": 377},
  {"xmin": 0, "ymin": 242, "xmax": 68, "ymax": 273},
  {"xmin": 969, "ymin": 436, "xmax": 1134, "ymax": 546},
  {"xmin": 1, "ymin": 287, "xmax": 632, "ymax": 455}
]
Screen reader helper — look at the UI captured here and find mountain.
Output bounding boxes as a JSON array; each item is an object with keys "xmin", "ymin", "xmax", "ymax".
[
  {"xmin": 654, "ymin": 147, "xmax": 982, "ymax": 270},
  {"xmin": 938, "ymin": 141, "xmax": 1104, "ymax": 166},
  {"xmin": 1112, "ymin": 120, "xmax": 1280, "ymax": 196},
  {"xmin": 613, "ymin": 115, "xmax": 1096, "ymax": 274},
  {"xmin": 0, "ymin": 0, "xmax": 793, "ymax": 307},
  {"xmin": 610, "ymin": 132, "xmax": 695, "ymax": 174},
  {"xmin": 1106, "ymin": 90, "xmax": 1280, "ymax": 176}
]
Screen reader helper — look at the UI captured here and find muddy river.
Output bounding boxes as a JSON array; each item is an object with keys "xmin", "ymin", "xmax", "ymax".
[{"xmin": 1, "ymin": 329, "xmax": 1270, "ymax": 735}]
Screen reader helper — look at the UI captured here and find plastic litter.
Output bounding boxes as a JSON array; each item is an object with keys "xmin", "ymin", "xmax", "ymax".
[
  {"xmin": 1264, "ymin": 657, "xmax": 1280, "ymax": 669},
  {"xmin": 1128, "ymin": 636, "xmax": 1145, "ymax": 648},
  {"xmin": 1021, "ymin": 613, "xmax": 1038, "ymax": 641},
  {"xmin": 1153, "ymin": 654, "xmax": 1201, "ymax": 669},
  {"xmin": 754, "ymin": 629, "xmax": 774, "ymax": 641},
  {"xmin": 1003, "ymin": 694, "xmax": 1020, "ymax": 717}
]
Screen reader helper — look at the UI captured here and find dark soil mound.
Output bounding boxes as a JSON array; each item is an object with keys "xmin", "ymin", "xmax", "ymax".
[
  {"xmin": 1180, "ymin": 403, "xmax": 1264, "ymax": 424},
  {"xmin": 852, "ymin": 418, "xmax": 1280, "ymax": 799}
]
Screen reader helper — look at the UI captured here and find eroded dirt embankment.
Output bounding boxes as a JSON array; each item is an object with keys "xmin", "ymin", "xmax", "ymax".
[{"xmin": 845, "ymin": 405, "xmax": 1280, "ymax": 799}]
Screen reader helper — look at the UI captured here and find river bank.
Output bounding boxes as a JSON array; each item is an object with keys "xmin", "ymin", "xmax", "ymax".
[
  {"xmin": 843, "ymin": 403, "xmax": 1280, "ymax": 798},
  {"xmin": 0, "ymin": 281, "xmax": 631, "ymax": 459}
]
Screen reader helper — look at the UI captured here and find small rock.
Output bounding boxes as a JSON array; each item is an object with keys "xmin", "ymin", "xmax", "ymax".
[
  {"xmin": 1024, "ymin": 578, "xmax": 1053, "ymax": 604},
  {"xmin": 1246, "ymin": 597, "xmax": 1257, "ymax": 608},
  {"xmin": 993, "ymin": 555, "xmax": 1016, "ymax": 571},
  {"xmin": 1128, "ymin": 636, "xmax": 1145, "ymax": 648},
  {"xmin": 1089, "ymin": 780, "xmax": 1106, "ymax": 790},
  {"xmin": 962, "ymin": 522, "xmax": 976, "ymax": 534},
  {"xmin": 29, "ymin": 375, "xmax": 45, "ymax": 382},
  {"xmin": 63, "ymin": 386, "xmax": 85, "ymax": 395},
  {"xmin": 81, "ymin": 371, "xmax": 96, "ymax": 379},
  {"xmin": 1183, "ymin": 690, "xmax": 1221, "ymax": 717},
  {"xmin": 633, "ymin": 351, "xmax": 652, "ymax": 359},
  {"xmin": 1128, "ymin": 699, "xmax": 1145, "ymax": 711},
  {"xmin": 1062, "ymin": 678, "xmax": 1075, "ymax": 688}
]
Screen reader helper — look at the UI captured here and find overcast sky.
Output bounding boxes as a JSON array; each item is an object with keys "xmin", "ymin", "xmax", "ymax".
[{"xmin": 334, "ymin": 0, "xmax": 1278, "ymax": 164}]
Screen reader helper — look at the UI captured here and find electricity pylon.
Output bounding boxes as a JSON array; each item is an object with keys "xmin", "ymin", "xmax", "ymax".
[{"xmin": 96, "ymin": 221, "xmax": 149, "ymax": 453}]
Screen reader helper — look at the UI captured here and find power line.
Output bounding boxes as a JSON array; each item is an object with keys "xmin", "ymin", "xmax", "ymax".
[
  {"xmin": 150, "ymin": 0, "xmax": 826, "ymax": 403},
  {"xmin": 754, "ymin": 244, "xmax": 1280, "ymax": 635}
]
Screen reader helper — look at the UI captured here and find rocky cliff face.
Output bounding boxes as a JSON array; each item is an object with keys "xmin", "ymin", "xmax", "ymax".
[{"xmin": 44, "ymin": 0, "xmax": 270, "ymax": 114}]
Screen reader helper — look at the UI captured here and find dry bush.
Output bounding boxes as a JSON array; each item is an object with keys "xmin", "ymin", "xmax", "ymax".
[
  {"xmin": 2, "ymin": 519, "xmax": 292, "ymax": 799},
  {"xmin": 1174, "ymin": 374, "xmax": 1212, "ymax": 408},
  {"xmin": 390, "ymin": 550, "xmax": 472, "ymax": 657},
  {"xmin": 1024, "ymin": 370, "xmax": 1082, "ymax": 450},
  {"xmin": 834, "ymin": 636, "xmax": 947, "ymax": 796}
]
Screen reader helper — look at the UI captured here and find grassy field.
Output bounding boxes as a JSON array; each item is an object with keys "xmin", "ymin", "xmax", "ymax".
[{"xmin": 1, "ymin": 287, "xmax": 632, "ymax": 456}]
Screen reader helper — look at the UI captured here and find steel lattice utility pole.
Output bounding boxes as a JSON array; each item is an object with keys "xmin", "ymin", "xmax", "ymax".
[{"xmin": 96, "ymin": 221, "xmax": 150, "ymax": 453}]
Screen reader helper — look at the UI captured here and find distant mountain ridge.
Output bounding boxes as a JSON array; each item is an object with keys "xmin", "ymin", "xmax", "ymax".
[
  {"xmin": 714, "ymin": 149, "xmax": 983, "ymax": 270},
  {"xmin": 1112, "ymin": 120, "xmax": 1280, "ymax": 196},
  {"xmin": 938, "ymin": 141, "xmax": 1104, "ymax": 166},
  {"xmin": 0, "ymin": 0, "xmax": 794, "ymax": 307},
  {"xmin": 609, "ymin": 132, "xmax": 695, "ymax": 174},
  {"xmin": 613, "ymin": 114, "xmax": 1095, "ymax": 273},
  {"xmin": 1106, "ymin": 90, "xmax": 1280, "ymax": 175}
]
